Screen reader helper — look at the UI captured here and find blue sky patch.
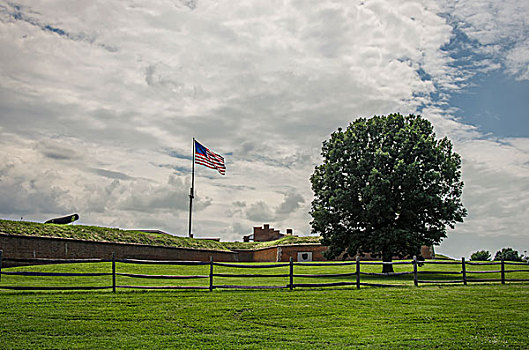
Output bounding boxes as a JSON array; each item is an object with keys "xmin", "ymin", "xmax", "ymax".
[{"xmin": 449, "ymin": 70, "xmax": 529, "ymax": 138}]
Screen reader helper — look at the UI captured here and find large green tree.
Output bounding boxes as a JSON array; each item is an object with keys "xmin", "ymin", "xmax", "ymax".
[{"xmin": 310, "ymin": 114, "xmax": 467, "ymax": 272}]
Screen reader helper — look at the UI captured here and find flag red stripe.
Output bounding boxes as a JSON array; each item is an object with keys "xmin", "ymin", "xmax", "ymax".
[{"xmin": 194, "ymin": 142, "xmax": 226, "ymax": 175}]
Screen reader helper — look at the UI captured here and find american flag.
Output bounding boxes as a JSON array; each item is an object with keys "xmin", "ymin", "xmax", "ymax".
[{"xmin": 194, "ymin": 140, "xmax": 226, "ymax": 175}]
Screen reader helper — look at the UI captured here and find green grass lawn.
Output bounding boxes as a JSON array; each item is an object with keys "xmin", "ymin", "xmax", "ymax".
[
  {"xmin": 1, "ymin": 261, "xmax": 528, "ymax": 349},
  {"xmin": 0, "ymin": 285, "xmax": 528, "ymax": 349}
]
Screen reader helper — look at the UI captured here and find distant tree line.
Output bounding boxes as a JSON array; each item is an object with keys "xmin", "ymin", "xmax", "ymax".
[{"xmin": 470, "ymin": 248, "xmax": 526, "ymax": 262}]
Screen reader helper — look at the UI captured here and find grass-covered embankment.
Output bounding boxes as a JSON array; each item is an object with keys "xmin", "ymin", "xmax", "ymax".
[
  {"xmin": 223, "ymin": 234, "xmax": 322, "ymax": 250},
  {"xmin": 0, "ymin": 219, "xmax": 321, "ymax": 251}
]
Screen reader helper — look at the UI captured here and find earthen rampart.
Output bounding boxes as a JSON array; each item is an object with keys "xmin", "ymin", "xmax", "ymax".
[
  {"xmin": 0, "ymin": 233, "xmax": 434, "ymax": 266},
  {"xmin": 0, "ymin": 233, "xmax": 238, "ymax": 267}
]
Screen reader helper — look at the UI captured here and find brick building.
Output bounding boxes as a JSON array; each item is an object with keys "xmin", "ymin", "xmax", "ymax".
[
  {"xmin": 243, "ymin": 224, "xmax": 293, "ymax": 242},
  {"xmin": 240, "ymin": 224, "xmax": 434, "ymax": 262}
]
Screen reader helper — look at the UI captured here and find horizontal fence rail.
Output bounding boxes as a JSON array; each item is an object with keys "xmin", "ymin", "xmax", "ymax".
[
  {"xmin": 359, "ymin": 271, "xmax": 413, "ymax": 276},
  {"xmin": 212, "ymin": 262, "xmax": 289, "ymax": 268},
  {"xmin": 116, "ymin": 273, "xmax": 209, "ymax": 279},
  {"xmin": 117, "ymin": 285, "xmax": 210, "ymax": 290},
  {"xmin": 3, "ymin": 257, "xmax": 111, "ymax": 264},
  {"xmin": 212, "ymin": 285, "xmax": 287, "ymax": 289},
  {"xmin": 295, "ymin": 262, "xmax": 356, "ymax": 266},
  {"xmin": 116, "ymin": 258, "xmax": 209, "ymax": 265},
  {"xmin": 357, "ymin": 261, "xmax": 412, "ymax": 265},
  {"xmin": 0, "ymin": 285, "xmax": 112, "ymax": 290},
  {"xmin": 2, "ymin": 271, "xmax": 112, "ymax": 277},
  {"xmin": 213, "ymin": 273, "xmax": 290, "ymax": 278},
  {"xmin": 293, "ymin": 281, "xmax": 357, "ymax": 288},
  {"xmin": 0, "ymin": 249, "xmax": 528, "ymax": 292},
  {"xmin": 294, "ymin": 272, "xmax": 357, "ymax": 278}
]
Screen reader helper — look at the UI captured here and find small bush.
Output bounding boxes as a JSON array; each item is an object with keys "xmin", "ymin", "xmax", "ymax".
[
  {"xmin": 494, "ymin": 247, "xmax": 523, "ymax": 262},
  {"xmin": 470, "ymin": 250, "xmax": 491, "ymax": 261}
]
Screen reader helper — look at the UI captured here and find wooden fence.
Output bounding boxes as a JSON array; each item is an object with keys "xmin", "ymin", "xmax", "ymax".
[{"xmin": 1, "ymin": 250, "xmax": 528, "ymax": 291}]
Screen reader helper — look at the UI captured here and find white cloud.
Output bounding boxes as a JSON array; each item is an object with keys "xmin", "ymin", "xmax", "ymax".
[
  {"xmin": 439, "ymin": 0, "xmax": 529, "ymax": 81},
  {"xmin": 245, "ymin": 201, "xmax": 276, "ymax": 222},
  {"xmin": 0, "ymin": 0, "xmax": 528, "ymax": 257},
  {"xmin": 276, "ymin": 191, "xmax": 305, "ymax": 216}
]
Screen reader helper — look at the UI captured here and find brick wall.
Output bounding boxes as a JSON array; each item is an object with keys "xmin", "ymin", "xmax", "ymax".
[
  {"xmin": 279, "ymin": 244, "xmax": 329, "ymax": 262},
  {"xmin": 0, "ymin": 234, "xmax": 238, "ymax": 267},
  {"xmin": 251, "ymin": 247, "xmax": 279, "ymax": 262},
  {"xmin": 0, "ymin": 233, "xmax": 434, "ymax": 266},
  {"xmin": 277, "ymin": 244, "xmax": 433, "ymax": 262},
  {"xmin": 232, "ymin": 249, "xmax": 254, "ymax": 262}
]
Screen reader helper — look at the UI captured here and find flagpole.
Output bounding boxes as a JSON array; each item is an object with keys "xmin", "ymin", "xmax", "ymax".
[{"xmin": 188, "ymin": 138, "xmax": 195, "ymax": 238}]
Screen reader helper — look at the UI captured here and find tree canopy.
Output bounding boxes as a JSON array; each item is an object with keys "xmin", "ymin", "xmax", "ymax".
[
  {"xmin": 493, "ymin": 248, "xmax": 523, "ymax": 262},
  {"xmin": 310, "ymin": 114, "xmax": 467, "ymax": 272},
  {"xmin": 470, "ymin": 250, "xmax": 491, "ymax": 261}
]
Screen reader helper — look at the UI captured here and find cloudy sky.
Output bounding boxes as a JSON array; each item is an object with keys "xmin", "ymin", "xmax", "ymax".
[{"xmin": 1, "ymin": 0, "xmax": 528, "ymax": 259}]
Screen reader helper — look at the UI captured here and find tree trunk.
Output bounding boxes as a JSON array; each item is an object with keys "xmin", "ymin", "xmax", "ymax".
[{"xmin": 382, "ymin": 252, "xmax": 394, "ymax": 273}]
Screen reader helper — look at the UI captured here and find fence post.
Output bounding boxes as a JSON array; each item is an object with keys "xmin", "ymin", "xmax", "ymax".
[
  {"xmin": 355, "ymin": 256, "xmax": 360, "ymax": 289},
  {"xmin": 289, "ymin": 257, "xmax": 294, "ymax": 290},
  {"xmin": 413, "ymin": 255, "xmax": 418, "ymax": 287},
  {"xmin": 501, "ymin": 257, "xmax": 505, "ymax": 285},
  {"xmin": 112, "ymin": 252, "xmax": 116, "ymax": 293},
  {"xmin": 0, "ymin": 250, "xmax": 3, "ymax": 283},
  {"xmin": 462, "ymin": 257, "xmax": 467, "ymax": 286},
  {"xmin": 209, "ymin": 256, "xmax": 214, "ymax": 292}
]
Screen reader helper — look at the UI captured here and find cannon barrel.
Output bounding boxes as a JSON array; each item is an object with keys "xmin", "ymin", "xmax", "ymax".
[{"xmin": 44, "ymin": 214, "xmax": 79, "ymax": 225}]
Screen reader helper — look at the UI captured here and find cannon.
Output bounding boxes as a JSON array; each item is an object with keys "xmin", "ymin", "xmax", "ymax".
[{"xmin": 44, "ymin": 213, "xmax": 79, "ymax": 225}]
